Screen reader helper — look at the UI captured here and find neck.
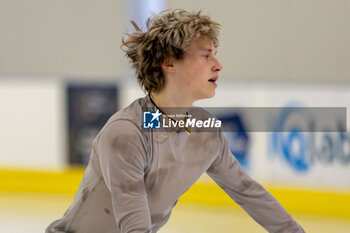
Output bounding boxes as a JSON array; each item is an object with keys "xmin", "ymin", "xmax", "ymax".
[
  {"xmin": 150, "ymin": 89, "xmax": 194, "ymax": 108},
  {"xmin": 150, "ymin": 88, "xmax": 194, "ymax": 119}
]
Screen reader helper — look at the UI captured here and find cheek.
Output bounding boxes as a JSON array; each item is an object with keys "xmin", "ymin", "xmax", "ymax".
[
  {"xmin": 182, "ymin": 65, "xmax": 205, "ymax": 86},
  {"xmin": 177, "ymin": 68, "xmax": 196, "ymax": 87},
  {"xmin": 181, "ymin": 74, "xmax": 200, "ymax": 88}
]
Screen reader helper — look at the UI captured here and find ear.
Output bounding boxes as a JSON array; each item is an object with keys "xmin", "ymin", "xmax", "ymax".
[{"xmin": 161, "ymin": 57, "xmax": 175, "ymax": 74}]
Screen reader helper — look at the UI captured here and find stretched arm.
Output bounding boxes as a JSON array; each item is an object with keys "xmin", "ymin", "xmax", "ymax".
[
  {"xmin": 98, "ymin": 119, "xmax": 151, "ymax": 233},
  {"xmin": 206, "ymin": 131, "xmax": 304, "ymax": 233}
]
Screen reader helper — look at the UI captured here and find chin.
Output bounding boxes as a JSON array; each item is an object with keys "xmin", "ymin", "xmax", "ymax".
[
  {"xmin": 198, "ymin": 91, "xmax": 216, "ymax": 100},
  {"xmin": 208, "ymin": 91, "xmax": 215, "ymax": 98}
]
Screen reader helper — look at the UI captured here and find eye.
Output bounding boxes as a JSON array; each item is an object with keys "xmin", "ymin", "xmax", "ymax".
[{"xmin": 202, "ymin": 54, "xmax": 210, "ymax": 59}]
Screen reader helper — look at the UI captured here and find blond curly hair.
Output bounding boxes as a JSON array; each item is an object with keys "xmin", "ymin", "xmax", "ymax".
[{"xmin": 121, "ymin": 9, "xmax": 221, "ymax": 93}]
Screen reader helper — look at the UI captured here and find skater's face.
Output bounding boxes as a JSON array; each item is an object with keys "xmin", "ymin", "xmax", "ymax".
[{"xmin": 171, "ymin": 36, "xmax": 223, "ymax": 101}]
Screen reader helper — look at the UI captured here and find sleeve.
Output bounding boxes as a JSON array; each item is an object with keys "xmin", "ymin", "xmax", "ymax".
[
  {"xmin": 206, "ymin": 131, "xmax": 305, "ymax": 233},
  {"xmin": 97, "ymin": 119, "xmax": 152, "ymax": 233}
]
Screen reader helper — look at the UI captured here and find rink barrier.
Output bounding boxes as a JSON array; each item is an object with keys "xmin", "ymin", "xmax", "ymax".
[{"xmin": 0, "ymin": 167, "xmax": 349, "ymax": 219}]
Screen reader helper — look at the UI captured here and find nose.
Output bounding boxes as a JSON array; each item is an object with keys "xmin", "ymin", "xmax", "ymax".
[{"xmin": 213, "ymin": 58, "xmax": 223, "ymax": 72}]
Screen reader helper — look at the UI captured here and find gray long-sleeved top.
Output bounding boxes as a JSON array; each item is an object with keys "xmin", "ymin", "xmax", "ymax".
[{"xmin": 46, "ymin": 95, "xmax": 304, "ymax": 233}]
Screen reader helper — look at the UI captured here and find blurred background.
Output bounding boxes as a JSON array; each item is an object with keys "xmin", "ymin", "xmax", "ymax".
[{"xmin": 1, "ymin": 0, "xmax": 350, "ymax": 232}]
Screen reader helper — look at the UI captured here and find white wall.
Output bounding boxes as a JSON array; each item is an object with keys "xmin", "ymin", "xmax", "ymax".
[
  {"xmin": 0, "ymin": 77, "xmax": 66, "ymax": 169},
  {"xmin": 1, "ymin": 1, "xmax": 349, "ymax": 82},
  {"xmin": 166, "ymin": 0, "xmax": 350, "ymax": 82},
  {"xmin": 0, "ymin": 0, "xmax": 126, "ymax": 78}
]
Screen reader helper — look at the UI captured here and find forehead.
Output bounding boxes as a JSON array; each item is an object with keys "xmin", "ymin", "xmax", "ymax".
[{"xmin": 188, "ymin": 36, "xmax": 216, "ymax": 51}]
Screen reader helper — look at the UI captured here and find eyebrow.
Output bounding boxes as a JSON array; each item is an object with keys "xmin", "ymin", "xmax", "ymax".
[{"xmin": 200, "ymin": 48, "xmax": 218, "ymax": 55}]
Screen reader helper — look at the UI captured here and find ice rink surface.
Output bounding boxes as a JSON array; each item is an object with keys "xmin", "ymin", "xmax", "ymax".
[{"xmin": 1, "ymin": 193, "xmax": 349, "ymax": 233}]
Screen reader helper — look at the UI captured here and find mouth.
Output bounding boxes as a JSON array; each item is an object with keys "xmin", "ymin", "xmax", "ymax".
[{"xmin": 208, "ymin": 76, "xmax": 218, "ymax": 84}]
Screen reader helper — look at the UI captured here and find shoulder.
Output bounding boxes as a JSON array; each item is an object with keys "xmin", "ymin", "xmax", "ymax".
[
  {"xmin": 98, "ymin": 96, "xmax": 150, "ymax": 135},
  {"xmin": 95, "ymin": 96, "xmax": 152, "ymax": 149},
  {"xmin": 108, "ymin": 97, "xmax": 146, "ymax": 127}
]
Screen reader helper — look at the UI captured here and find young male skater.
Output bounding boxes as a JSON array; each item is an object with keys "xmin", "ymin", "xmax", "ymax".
[{"xmin": 46, "ymin": 9, "xmax": 305, "ymax": 233}]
